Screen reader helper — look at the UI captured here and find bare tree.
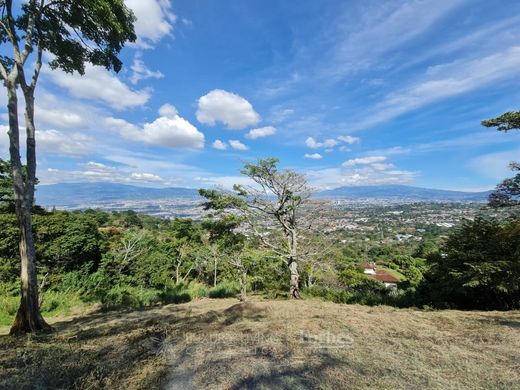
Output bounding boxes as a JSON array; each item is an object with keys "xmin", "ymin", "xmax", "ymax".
[{"xmin": 233, "ymin": 158, "xmax": 316, "ymax": 299}]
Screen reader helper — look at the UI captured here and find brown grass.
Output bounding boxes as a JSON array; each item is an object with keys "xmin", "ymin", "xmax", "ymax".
[{"xmin": 0, "ymin": 297, "xmax": 519, "ymax": 389}]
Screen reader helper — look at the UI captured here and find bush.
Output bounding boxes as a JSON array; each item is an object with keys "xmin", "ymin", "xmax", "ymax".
[
  {"xmin": 303, "ymin": 285, "xmax": 413, "ymax": 307},
  {"xmin": 160, "ymin": 283, "xmax": 193, "ymax": 304},
  {"xmin": 103, "ymin": 286, "xmax": 161, "ymax": 308},
  {"xmin": 208, "ymin": 281, "xmax": 240, "ymax": 298}
]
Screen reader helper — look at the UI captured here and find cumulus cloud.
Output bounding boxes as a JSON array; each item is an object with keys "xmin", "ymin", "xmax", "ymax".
[
  {"xmin": 229, "ymin": 140, "xmax": 249, "ymax": 151},
  {"xmin": 212, "ymin": 139, "xmax": 227, "ymax": 150},
  {"xmin": 124, "ymin": 0, "xmax": 177, "ymax": 48},
  {"xmin": 342, "ymin": 156, "xmax": 387, "ymax": 167},
  {"xmin": 106, "ymin": 113, "xmax": 205, "ymax": 149},
  {"xmin": 44, "ymin": 64, "xmax": 151, "ymax": 110},
  {"xmin": 158, "ymin": 103, "xmax": 178, "ymax": 118},
  {"xmin": 304, "ymin": 153, "xmax": 323, "ymax": 160},
  {"xmin": 245, "ymin": 126, "xmax": 277, "ymax": 139},
  {"xmin": 196, "ymin": 89, "xmax": 260, "ymax": 130},
  {"xmin": 37, "ymin": 130, "xmax": 94, "ymax": 156}
]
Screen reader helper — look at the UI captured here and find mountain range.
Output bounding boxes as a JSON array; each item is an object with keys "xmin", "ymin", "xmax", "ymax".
[
  {"xmin": 317, "ymin": 184, "xmax": 492, "ymax": 202},
  {"xmin": 35, "ymin": 182, "xmax": 492, "ymax": 208}
]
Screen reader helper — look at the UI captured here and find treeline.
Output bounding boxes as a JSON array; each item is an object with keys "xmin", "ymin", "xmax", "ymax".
[{"xmin": 1, "ymin": 205, "xmax": 519, "ymax": 326}]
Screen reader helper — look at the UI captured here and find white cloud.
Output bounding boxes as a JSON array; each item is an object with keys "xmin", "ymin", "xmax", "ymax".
[
  {"xmin": 304, "ymin": 153, "xmax": 323, "ymax": 160},
  {"xmin": 371, "ymin": 162, "xmax": 395, "ymax": 171},
  {"xmin": 106, "ymin": 114, "xmax": 205, "ymax": 149},
  {"xmin": 158, "ymin": 103, "xmax": 178, "ymax": 118},
  {"xmin": 85, "ymin": 161, "xmax": 115, "ymax": 171},
  {"xmin": 130, "ymin": 172, "xmax": 165, "ymax": 183},
  {"xmin": 130, "ymin": 55, "xmax": 164, "ymax": 84},
  {"xmin": 36, "ymin": 106, "xmax": 86, "ymax": 130},
  {"xmin": 325, "ymin": 0, "xmax": 464, "ymax": 78},
  {"xmin": 343, "ymin": 156, "xmax": 386, "ymax": 167},
  {"xmin": 307, "ymin": 164, "xmax": 418, "ymax": 190},
  {"xmin": 44, "ymin": 64, "xmax": 151, "ymax": 110},
  {"xmin": 124, "ymin": 0, "xmax": 177, "ymax": 48},
  {"xmin": 356, "ymin": 46, "xmax": 520, "ymax": 129},
  {"xmin": 245, "ymin": 126, "xmax": 277, "ymax": 140},
  {"xmin": 305, "ymin": 137, "xmax": 339, "ymax": 149},
  {"xmin": 212, "ymin": 139, "xmax": 227, "ymax": 150},
  {"xmin": 228, "ymin": 140, "xmax": 248, "ymax": 151},
  {"xmin": 337, "ymin": 135, "xmax": 360, "ymax": 145},
  {"xmin": 196, "ymin": 89, "xmax": 260, "ymax": 130},
  {"xmin": 37, "ymin": 130, "xmax": 94, "ymax": 156}
]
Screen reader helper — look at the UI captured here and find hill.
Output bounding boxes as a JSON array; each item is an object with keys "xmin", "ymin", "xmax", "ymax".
[
  {"xmin": 35, "ymin": 182, "xmax": 492, "ymax": 209},
  {"xmin": 1, "ymin": 298, "xmax": 518, "ymax": 389},
  {"xmin": 36, "ymin": 182, "xmax": 199, "ymax": 207},
  {"xmin": 318, "ymin": 184, "xmax": 491, "ymax": 202}
]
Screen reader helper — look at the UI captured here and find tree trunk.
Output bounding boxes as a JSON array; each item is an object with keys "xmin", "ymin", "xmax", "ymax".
[
  {"xmin": 239, "ymin": 269, "xmax": 247, "ymax": 302},
  {"xmin": 289, "ymin": 259, "xmax": 301, "ymax": 299},
  {"xmin": 288, "ymin": 230, "xmax": 301, "ymax": 299},
  {"xmin": 175, "ymin": 261, "xmax": 180, "ymax": 284},
  {"xmin": 7, "ymin": 83, "xmax": 49, "ymax": 335},
  {"xmin": 213, "ymin": 256, "xmax": 218, "ymax": 287}
]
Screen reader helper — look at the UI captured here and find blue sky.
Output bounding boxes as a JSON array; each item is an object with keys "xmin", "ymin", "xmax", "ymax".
[{"xmin": 2, "ymin": 0, "xmax": 520, "ymax": 191}]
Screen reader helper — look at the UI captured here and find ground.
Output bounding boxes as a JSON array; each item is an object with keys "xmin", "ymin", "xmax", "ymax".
[{"xmin": 0, "ymin": 298, "xmax": 519, "ymax": 389}]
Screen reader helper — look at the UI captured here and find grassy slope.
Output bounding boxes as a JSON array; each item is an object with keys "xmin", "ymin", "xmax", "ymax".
[{"xmin": 0, "ymin": 298, "xmax": 519, "ymax": 389}]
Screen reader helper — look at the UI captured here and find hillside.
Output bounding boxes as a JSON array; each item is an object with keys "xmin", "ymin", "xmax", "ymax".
[
  {"xmin": 36, "ymin": 182, "xmax": 200, "ymax": 207},
  {"xmin": 318, "ymin": 184, "xmax": 491, "ymax": 202},
  {"xmin": 1, "ymin": 298, "xmax": 518, "ymax": 389}
]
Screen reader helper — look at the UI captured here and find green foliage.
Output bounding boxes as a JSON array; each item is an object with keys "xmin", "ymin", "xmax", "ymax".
[
  {"xmin": 102, "ymin": 286, "xmax": 161, "ymax": 308},
  {"xmin": 488, "ymin": 162, "xmax": 520, "ymax": 208},
  {"xmin": 208, "ymin": 281, "xmax": 240, "ymax": 298},
  {"xmin": 303, "ymin": 286, "xmax": 409, "ymax": 307},
  {"xmin": 423, "ymin": 217, "xmax": 520, "ymax": 309},
  {"xmin": 481, "ymin": 110, "xmax": 520, "ymax": 132}
]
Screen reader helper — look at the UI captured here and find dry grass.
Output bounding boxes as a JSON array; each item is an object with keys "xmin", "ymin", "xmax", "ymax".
[{"xmin": 0, "ymin": 297, "xmax": 519, "ymax": 389}]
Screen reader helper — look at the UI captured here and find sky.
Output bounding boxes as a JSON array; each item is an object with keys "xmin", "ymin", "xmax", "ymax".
[{"xmin": 2, "ymin": 0, "xmax": 520, "ymax": 192}]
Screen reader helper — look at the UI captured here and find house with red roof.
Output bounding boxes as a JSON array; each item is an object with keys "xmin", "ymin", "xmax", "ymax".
[{"xmin": 355, "ymin": 262, "xmax": 400, "ymax": 289}]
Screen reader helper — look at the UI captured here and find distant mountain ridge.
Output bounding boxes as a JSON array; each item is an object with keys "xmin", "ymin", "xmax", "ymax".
[
  {"xmin": 36, "ymin": 182, "xmax": 199, "ymax": 207},
  {"xmin": 35, "ymin": 182, "xmax": 492, "ymax": 208},
  {"xmin": 317, "ymin": 184, "xmax": 492, "ymax": 202}
]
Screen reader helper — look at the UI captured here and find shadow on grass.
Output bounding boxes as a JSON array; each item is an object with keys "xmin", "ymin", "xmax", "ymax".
[{"xmin": 0, "ymin": 300, "xmax": 272, "ymax": 389}]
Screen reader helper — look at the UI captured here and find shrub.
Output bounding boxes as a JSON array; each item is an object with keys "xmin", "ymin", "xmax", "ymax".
[
  {"xmin": 160, "ymin": 283, "xmax": 192, "ymax": 304},
  {"xmin": 208, "ymin": 281, "xmax": 240, "ymax": 298},
  {"xmin": 103, "ymin": 286, "xmax": 161, "ymax": 308}
]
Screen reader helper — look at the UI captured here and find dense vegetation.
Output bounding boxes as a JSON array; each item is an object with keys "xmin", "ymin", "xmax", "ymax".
[{"xmin": 1, "ymin": 196, "xmax": 519, "ymax": 326}]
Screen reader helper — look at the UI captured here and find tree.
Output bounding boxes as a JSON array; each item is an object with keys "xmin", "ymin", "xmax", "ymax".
[
  {"xmin": 481, "ymin": 110, "xmax": 520, "ymax": 132},
  {"xmin": 482, "ymin": 111, "xmax": 520, "ymax": 208},
  {"xmin": 487, "ymin": 162, "xmax": 520, "ymax": 208},
  {"xmin": 234, "ymin": 158, "xmax": 313, "ymax": 299},
  {"xmin": 423, "ymin": 217, "xmax": 520, "ymax": 310},
  {"xmin": 0, "ymin": 0, "xmax": 136, "ymax": 334}
]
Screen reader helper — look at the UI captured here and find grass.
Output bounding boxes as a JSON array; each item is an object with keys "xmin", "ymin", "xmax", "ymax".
[
  {"xmin": 0, "ymin": 291, "xmax": 90, "ymax": 328},
  {"xmin": 0, "ymin": 298, "xmax": 519, "ymax": 389}
]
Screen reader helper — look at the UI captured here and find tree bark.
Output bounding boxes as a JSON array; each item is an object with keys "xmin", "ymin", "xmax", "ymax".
[
  {"xmin": 289, "ymin": 259, "xmax": 301, "ymax": 299},
  {"xmin": 7, "ymin": 82, "xmax": 49, "ymax": 335},
  {"xmin": 213, "ymin": 256, "xmax": 218, "ymax": 287},
  {"xmin": 288, "ymin": 230, "xmax": 301, "ymax": 299},
  {"xmin": 239, "ymin": 269, "xmax": 247, "ymax": 302}
]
